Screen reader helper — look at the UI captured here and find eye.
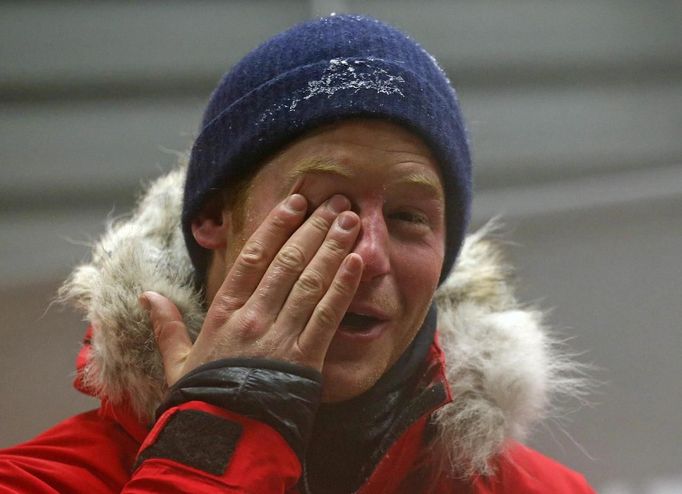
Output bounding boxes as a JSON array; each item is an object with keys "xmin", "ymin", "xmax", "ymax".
[{"xmin": 390, "ymin": 210, "xmax": 429, "ymax": 225}]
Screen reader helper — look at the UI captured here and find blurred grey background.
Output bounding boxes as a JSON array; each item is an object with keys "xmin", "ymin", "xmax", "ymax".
[{"xmin": 1, "ymin": 1, "xmax": 680, "ymax": 492}]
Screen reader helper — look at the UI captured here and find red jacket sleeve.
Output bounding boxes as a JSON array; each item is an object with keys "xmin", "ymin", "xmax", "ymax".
[
  {"xmin": 122, "ymin": 401, "xmax": 302, "ymax": 493},
  {"xmin": 1, "ymin": 359, "xmax": 321, "ymax": 493},
  {"xmin": 0, "ymin": 409, "xmax": 139, "ymax": 494},
  {"xmin": 0, "ymin": 402, "xmax": 304, "ymax": 494}
]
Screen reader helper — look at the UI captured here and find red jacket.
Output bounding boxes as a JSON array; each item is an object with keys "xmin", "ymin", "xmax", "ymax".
[{"xmin": 0, "ymin": 332, "xmax": 594, "ymax": 493}]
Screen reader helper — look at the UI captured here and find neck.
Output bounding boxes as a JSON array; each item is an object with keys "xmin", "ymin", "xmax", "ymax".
[{"xmin": 304, "ymin": 305, "xmax": 437, "ymax": 493}]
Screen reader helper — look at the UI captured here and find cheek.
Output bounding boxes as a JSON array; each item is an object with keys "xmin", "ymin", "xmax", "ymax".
[
  {"xmin": 394, "ymin": 246, "xmax": 442, "ymax": 316},
  {"xmin": 225, "ymin": 201, "xmax": 271, "ymax": 267},
  {"xmin": 396, "ymin": 241, "xmax": 443, "ymax": 289},
  {"xmin": 387, "ymin": 248, "xmax": 441, "ymax": 366}
]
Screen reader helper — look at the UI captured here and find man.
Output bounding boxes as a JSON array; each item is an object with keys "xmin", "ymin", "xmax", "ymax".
[{"xmin": 0, "ymin": 15, "xmax": 594, "ymax": 493}]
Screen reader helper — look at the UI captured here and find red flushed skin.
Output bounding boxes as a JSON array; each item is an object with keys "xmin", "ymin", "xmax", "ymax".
[{"xmin": 0, "ymin": 328, "xmax": 595, "ymax": 493}]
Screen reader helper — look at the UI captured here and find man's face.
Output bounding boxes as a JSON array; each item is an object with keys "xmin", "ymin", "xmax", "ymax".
[{"xmin": 220, "ymin": 119, "xmax": 445, "ymax": 402}]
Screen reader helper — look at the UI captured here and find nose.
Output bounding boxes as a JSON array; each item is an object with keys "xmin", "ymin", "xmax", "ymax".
[{"xmin": 352, "ymin": 210, "xmax": 390, "ymax": 282}]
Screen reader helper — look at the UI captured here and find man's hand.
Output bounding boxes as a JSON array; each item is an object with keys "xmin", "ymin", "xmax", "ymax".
[{"xmin": 141, "ymin": 193, "xmax": 363, "ymax": 387}]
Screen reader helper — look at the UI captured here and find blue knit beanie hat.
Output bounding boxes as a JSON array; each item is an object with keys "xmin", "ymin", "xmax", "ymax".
[{"xmin": 183, "ymin": 14, "xmax": 472, "ymax": 284}]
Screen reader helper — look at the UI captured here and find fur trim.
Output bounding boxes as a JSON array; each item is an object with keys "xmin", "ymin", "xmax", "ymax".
[
  {"xmin": 59, "ymin": 164, "xmax": 587, "ymax": 475},
  {"xmin": 59, "ymin": 166, "xmax": 205, "ymax": 418},
  {"xmin": 433, "ymin": 224, "xmax": 587, "ymax": 475}
]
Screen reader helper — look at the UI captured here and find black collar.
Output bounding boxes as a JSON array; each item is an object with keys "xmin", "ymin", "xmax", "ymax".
[{"xmin": 303, "ymin": 305, "xmax": 438, "ymax": 494}]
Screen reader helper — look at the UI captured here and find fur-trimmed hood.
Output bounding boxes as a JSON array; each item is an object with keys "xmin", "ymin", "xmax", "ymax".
[{"xmin": 60, "ymin": 164, "xmax": 584, "ymax": 475}]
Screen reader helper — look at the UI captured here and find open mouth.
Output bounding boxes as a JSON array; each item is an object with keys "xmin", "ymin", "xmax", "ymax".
[{"xmin": 340, "ymin": 312, "xmax": 383, "ymax": 332}]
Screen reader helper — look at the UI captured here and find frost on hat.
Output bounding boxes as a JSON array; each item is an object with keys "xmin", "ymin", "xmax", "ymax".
[{"xmin": 183, "ymin": 14, "xmax": 472, "ymax": 283}]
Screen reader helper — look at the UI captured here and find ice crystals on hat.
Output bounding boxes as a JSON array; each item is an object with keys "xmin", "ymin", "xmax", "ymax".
[{"xmin": 259, "ymin": 57, "xmax": 406, "ymax": 121}]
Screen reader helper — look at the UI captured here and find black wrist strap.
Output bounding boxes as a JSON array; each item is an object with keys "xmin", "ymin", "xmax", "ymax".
[{"xmin": 155, "ymin": 358, "xmax": 323, "ymax": 461}]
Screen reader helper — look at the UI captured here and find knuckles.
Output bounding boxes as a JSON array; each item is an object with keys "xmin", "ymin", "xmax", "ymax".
[
  {"xmin": 296, "ymin": 270, "xmax": 326, "ymax": 298},
  {"xmin": 275, "ymin": 244, "xmax": 307, "ymax": 272},
  {"xmin": 312, "ymin": 303, "xmax": 339, "ymax": 329},
  {"xmin": 330, "ymin": 271, "xmax": 355, "ymax": 297},
  {"xmin": 270, "ymin": 207, "xmax": 299, "ymax": 230},
  {"xmin": 239, "ymin": 240, "xmax": 268, "ymax": 268},
  {"xmin": 216, "ymin": 292, "xmax": 244, "ymax": 312},
  {"xmin": 307, "ymin": 214, "xmax": 333, "ymax": 234},
  {"xmin": 322, "ymin": 236, "xmax": 348, "ymax": 256},
  {"xmin": 235, "ymin": 307, "xmax": 267, "ymax": 338}
]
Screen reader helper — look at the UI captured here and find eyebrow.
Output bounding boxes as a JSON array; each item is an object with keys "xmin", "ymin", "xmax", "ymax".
[
  {"xmin": 283, "ymin": 158, "xmax": 354, "ymax": 191},
  {"xmin": 283, "ymin": 157, "xmax": 443, "ymax": 201},
  {"xmin": 394, "ymin": 171, "xmax": 444, "ymax": 201}
]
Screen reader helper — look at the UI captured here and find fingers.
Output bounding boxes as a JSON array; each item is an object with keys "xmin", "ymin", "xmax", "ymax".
[
  {"xmin": 191, "ymin": 193, "xmax": 356, "ymax": 373},
  {"xmin": 140, "ymin": 291, "xmax": 192, "ymax": 387},
  {"xmin": 275, "ymin": 211, "xmax": 361, "ymax": 331},
  {"xmin": 246, "ymin": 194, "xmax": 352, "ymax": 319},
  {"xmin": 214, "ymin": 193, "xmax": 309, "ymax": 314},
  {"xmin": 297, "ymin": 253, "xmax": 364, "ymax": 360}
]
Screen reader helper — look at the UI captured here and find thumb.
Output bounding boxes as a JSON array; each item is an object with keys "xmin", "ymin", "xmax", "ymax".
[{"xmin": 140, "ymin": 291, "xmax": 192, "ymax": 387}]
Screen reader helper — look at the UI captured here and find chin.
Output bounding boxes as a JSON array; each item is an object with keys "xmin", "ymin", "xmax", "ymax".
[{"xmin": 319, "ymin": 359, "xmax": 387, "ymax": 403}]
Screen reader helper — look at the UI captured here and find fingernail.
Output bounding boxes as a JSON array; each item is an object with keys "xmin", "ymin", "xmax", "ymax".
[
  {"xmin": 327, "ymin": 194, "xmax": 349, "ymax": 214},
  {"xmin": 285, "ymin": 194, "xmax": 307, "ymax": 212},
  {"xmin": 337, "ymin": 212, "xmax": 358, "ymax": 231}
]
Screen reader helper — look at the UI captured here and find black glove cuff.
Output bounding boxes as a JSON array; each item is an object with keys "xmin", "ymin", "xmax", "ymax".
[{"xmin": 155, "ymin": 358, "xmax": 323, "ymax": 461}]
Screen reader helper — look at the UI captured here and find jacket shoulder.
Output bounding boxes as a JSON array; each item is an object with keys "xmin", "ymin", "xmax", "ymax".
[
  {"xmin": 0, "ymin": 409, "xmax": 138, "ymax": 493},
  {"xmin": 472, "ymin": 442, "xmax": 596, "ymax": 493}
]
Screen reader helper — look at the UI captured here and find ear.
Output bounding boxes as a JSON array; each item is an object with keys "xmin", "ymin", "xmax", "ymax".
[{"xmin": 191, "ymin": 196, "xmax": 230, "ymax": 251}]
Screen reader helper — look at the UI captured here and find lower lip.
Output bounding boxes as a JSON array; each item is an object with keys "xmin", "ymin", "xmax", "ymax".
[{"xmin": 334, "ymin": 320, "xmax": 388, "ymax": 342}]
